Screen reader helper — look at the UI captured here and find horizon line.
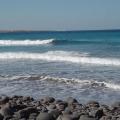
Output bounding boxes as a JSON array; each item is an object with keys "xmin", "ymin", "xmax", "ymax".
[{"xmin": 0, "ymin": 29, "xmax": 120, "ymax": 33}]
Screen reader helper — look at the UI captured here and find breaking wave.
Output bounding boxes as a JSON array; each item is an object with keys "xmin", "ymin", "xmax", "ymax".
[
  {"xmin": 1, "ymin": 39, "xmax": 120, "ymax": 46},
  {"xmin": 0, "ymin": 39, "xmax": 54, "ymax": 46},
  {"xmin": 1, "ymin": 75, "xmax": 120, "ymax": 90},
  {"xmin": 0, "ymin": 51, "xmax": 120, "ymax": 66}
]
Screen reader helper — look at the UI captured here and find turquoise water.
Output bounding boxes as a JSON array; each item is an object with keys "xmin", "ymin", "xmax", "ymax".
[{"xmin": 0, "ymin": 30, "xmax": 120, "ymax": 104}]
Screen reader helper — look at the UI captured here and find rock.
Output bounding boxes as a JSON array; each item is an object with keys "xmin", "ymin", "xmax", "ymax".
[
  {"xmin": 16, "ymin": 99, "xmax": 23, "ymax": 105},
  {"xmin": 3, "ymin": 115, "xmax": 13, "ymax": 120},
  {"xmin": 36, "ymin": 112, "xmax": 54, "ymax": 120},
  {"xmin": 57, "ymin": 115, "xmax": 73, "ymax": 120},
  {"xmin": 0, "ymin": 95, "xmax": 119, "ymax": 120},
  {"xmin": 19, "ymin": 118, "xmax": 27, "ymax": 120},
  {"xmin": 14, "ymin": 104, "xmax": 27, "ymax": 111},
  {"xmin": 79, "ymin": 115, "xmax": 96, "ymax": 120},
  {"xmin": 95, "ymin": 108, "xmax": 104, "ymax": 119},
  {"xmin": 0, "ymin": 103, "xmax": 14, "ymax": 117},
  {"xmin": 49, "ymin": 109, "xmax": 61, "ymax": 119},
  {"xmin": 62, "ymin": 107, "xmax": 72, "ymax": 115},
  {"xmin": 29, "ymin": 113, "xmax": 38, "ymax": 120},
  {"xmin": 23, "ymin": 96, "xmax": 34, "ymax": 102},
  {"xmin": 12, "ymin": 95, "xmax": 20, "ymax": 99},
  {"xmin": 47, "ymin": 104, "xmax": 56, "ymax": 111},
  {"xmin": 15, "ymin": 109, "xmax": 28, "ymax": 119},
  {"xmin": 42, "ymin": 97, "xmax": 55, "ymax": 104},
  {"xmin": 0, "ymin": 113, "xmax": 3, "ymax": 120},
  {"xmin": 100, "ymin": 116, "xmax": 112, "ymax": 120},
  {"xmin": 15, "ymin": 107, "xmax": 38, "ymax": 119},
  {"xmin": 0, "ymin": 96, "xmax": 9, "ymax": 105},
  {"xmin": 72, "ymin": 111, "xmax": 80, "ymax": 119},
  {"xmin": 87, "ymin": 101, "xmax": 100, "ymax": 108},
  {"xmin": 112, "ymin": 102, "xmax": 120, "ymax": 109},
  {"xmin": 57, "ymin": 102, "xmax": 68, "ymax": 111},
  {"xmin": 32, "ymin": 101, "xmax": 41, "ymax": 107},
  {"xmin": 89, "ymin": 108, "xmax": 103, "ymax": 119},
  {"xmin": 41, "ymin": 106, "xmax": 48, "ymax": 112},
  {"xmin": 55, "ymin": 100, "xmax": 63, "ymax": 104},
  {"xmin": 66, "ymin": 97, "xmax": 78, "ymax": 105}
]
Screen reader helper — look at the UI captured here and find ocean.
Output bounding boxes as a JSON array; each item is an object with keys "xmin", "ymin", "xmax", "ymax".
[{"xmin": 0, "ymin": 30, "xmax": 120, "ymax": 104}]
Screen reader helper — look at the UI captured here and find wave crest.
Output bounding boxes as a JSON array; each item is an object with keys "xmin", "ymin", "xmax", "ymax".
[
  {"xmin": 1, "ymin": 75, "xmax": 120, "ymax": 90},
  {"xmin": 0, "ymin": 39, "xmax": 54, "ymax": 46},
  {"xmin": 0, "ymin": 51, "xmax": 120, "ymax": 66}
]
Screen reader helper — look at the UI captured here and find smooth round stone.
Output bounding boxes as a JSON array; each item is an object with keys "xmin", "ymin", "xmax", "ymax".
[
  {"xmin": 112, "ymin": 102, "xmax": 120, "ymax": 108},
  {"xmin": 89, "ymin": 108, "xmax": 103, "ymax": 119},
  {"xmin": 0, "ymin": 113, "xmax": 3, "ymax": 120},
  {"xmin": 16, "ymin": 107, "xmax": 38, "ymax": 119},
  {"xmin": 36, "ymin": 112, "xmax": 54, "ymax": 120},
  {"xmin": 57, "ymin": 102, "xmax": 67, "ymax": 111},
  {"xmin": 100, "ymin": 116, "xmax": 112, "ymax": 120},
  {"xmin": 79, "ymin": 115, "xmax": 96, "ymax": 120},
  {"xmin": 0, "ymin": 103, "xmax": 14, "ymax": 117},
  {"xmin": 42, "ymin": 97, "xmax": 55, "ymax": 104},
  {"xmin": 66, "ymin": 97, "xmax": 78, "ymax": 105},
  {"xmin": 55, "ymin": 100, "xmax": 63, "ymax": 104},
  {"xmin": 23, "ymin": 96, "xmax": 34, "ymax": 102},
  {"xmin": 62, "ymin": 107, "xmax": 72, "ymax": 115},
  {"xmin": 0, "ymin": 96, "xmax": 9, "ymax": 105},
  {"xmin": 49, "ymin": 109, "xmax": 61, "ymax": 119},
  {"xmin": 72, "ymin": 112, "xmax": 80, "ymax": 119},
  {"xmin": 47, "ymin": 104, "xmax": 56, "ymax": 111},
  {"xmin": 87, "ymin": 101, "xmax": 99, "ymax": 108},
  {"xmin": 57, "ymin": 115, "xmax": 73, "ymax": 120},
  {"xmin": 29, "ymin": 113, "xmax": 38, "ymax": 119}
]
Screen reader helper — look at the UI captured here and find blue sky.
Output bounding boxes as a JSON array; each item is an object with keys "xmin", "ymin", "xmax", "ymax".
[{"xmin": 0, "ymin": 0, "xmax": 120, "ymax": 30}]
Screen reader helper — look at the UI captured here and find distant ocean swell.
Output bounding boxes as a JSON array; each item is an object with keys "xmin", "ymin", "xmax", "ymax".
[
  {"xmin": 0, "ymin": 51, "xmax": 120, "ymax": 66},
  {"xmin": 0, "ymin": 75, "xmax": 120, "ymax": 90},
  {"xmin": 0, "ymin": 39, "xmax": 120, "ymax": 46}
]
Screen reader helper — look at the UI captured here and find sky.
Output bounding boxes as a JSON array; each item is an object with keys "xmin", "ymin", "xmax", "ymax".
[{"xmin": 0, "ymin": 0, "xmax": 120, "ymax": 30}]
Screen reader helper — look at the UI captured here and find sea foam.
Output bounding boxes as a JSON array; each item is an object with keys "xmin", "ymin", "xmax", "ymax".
[
  {"xmin": 1, "ymin": 74, "xmax": 120, "ymax": 90},
  {"xmin": 0, "ymin": 39, "xmax": 54, "ymax": 46},
  {"xmin": 0, "ymin": 51, "xmax": 120, "ymax": 66}
]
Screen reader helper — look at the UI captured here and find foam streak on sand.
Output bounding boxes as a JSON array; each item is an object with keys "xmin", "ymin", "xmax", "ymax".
[
  {"xmin": 0, "ymin": 39, "xmax": 54, "ymax": 46},
  {"xmin": 0, "ymin": 51, "xmax": 120, "ymax": 66}
]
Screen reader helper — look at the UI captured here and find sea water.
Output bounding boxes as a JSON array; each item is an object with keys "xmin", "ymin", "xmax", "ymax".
[{"xmin": 0, "ymin": 30, "xmax": 120, "ymax": 104}]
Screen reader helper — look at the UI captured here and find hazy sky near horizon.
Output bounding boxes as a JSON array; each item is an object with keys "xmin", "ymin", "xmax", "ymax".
[{"xmin": 0, "ymin": 0, "xmax": 120, "ymax": 30}]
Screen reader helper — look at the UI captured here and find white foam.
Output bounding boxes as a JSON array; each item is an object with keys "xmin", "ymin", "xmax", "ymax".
[
  {"xmin": 40, "ymin": 76, "xmax": 120, "ymax": 90},
  {"xmin": 103, "ymin": 82, "xmax": 120, "ymax": 90},
  {"xmin": 1, "ymin": 74, "xmax": 120, "ymax": 90},
  {"xmin": 10, "ymin": 75, "xmax": 120, "ymax": 90},
  {"xmin": 0, "ymin": 51, "xmax": 120, "ymax": 66},
  {"xmin": 0, "ymin": 39, "xmax": 54, "ymax": 46}
]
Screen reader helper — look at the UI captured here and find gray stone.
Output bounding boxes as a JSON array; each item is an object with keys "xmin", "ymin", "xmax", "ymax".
[
  {"xmin": 47, "ymin": 104, "xmax": 56, "ymax": 111},
  {"xmin": 42, "ymin": 97, "xmax": 55, "ymax": 104},
  {"xmin": 66, "ymin": 97, "xmax": 78, "ymax": 105},
  {"xmin": 57, "ymin": 115, "xmax": 73, "ymax": 120},
  {"xmin": 112, "ymin": 102, "xmax": 120, "ymax": 108},
  {"xmin": 57, "ymin": 102, "xmax": 67, "ymax": 111},
  {"xmin": 79, "ymin": 115, "xmax": 96, "ymax": 120},
  {"xmin": 0, "ymin": 104, "xmax": 13, "ymax": 117},
  {"xmin": 49, "ymin": 109, "xmax": 61, "ymax": 119},
  {"xmin": 15, "ymin": 107, "xmax": 37, "ymax": 119},
  {"xmin": 0, "ymin": 97, "xmax": 9, "ymax": 105},
  {"xmin": 0, "ymin": 113, "xmax": 3, "ymax": 120},
  {"xmin": 36, "ymin": 112, "xmax": 54, "ymax": 120}
]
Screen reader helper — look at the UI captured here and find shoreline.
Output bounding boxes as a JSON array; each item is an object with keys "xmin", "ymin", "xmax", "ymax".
[{"xmin": 0, "ymin": 95, "xmax": 119, "ymax": 120}]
